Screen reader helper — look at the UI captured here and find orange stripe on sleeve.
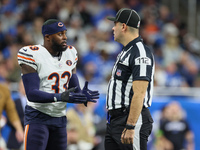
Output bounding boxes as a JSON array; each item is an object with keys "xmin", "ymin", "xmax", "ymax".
[
  {"xmin": 24, "ymin": 124, "xmax": 29, "ymax": 150},
  {"xmin": 18, "ymin": 55, "xmax": 35, "ymax": 62},
  {"xmin": 75, "ymin": 57, "xmax": 78, "ymax": 61}
]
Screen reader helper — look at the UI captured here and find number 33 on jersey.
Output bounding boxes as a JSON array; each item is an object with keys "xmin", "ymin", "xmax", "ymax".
[{"xmin": 18, "ymin": 45, "xmax": 78, "ymax": 94}]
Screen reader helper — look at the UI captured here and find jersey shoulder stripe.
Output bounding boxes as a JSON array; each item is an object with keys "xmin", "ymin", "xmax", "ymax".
[
  {"xmin": 18, "ymin": 55, "xmax": 35, "ymax": 62},
  {"xmin": 17, "ymin": 45, "xmax": 41, "ymax": 70},
  {"xmin": 18, "ymin": 51, "xmax": 33, "ymax": 57},
  {"xmin": 18, "ymin": 59, "xmax": 37, "ymax": 67}
]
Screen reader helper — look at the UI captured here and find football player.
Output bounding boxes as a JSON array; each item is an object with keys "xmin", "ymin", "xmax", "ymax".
[{"xmin": 17, "ymin": 19, "xmax": 99, "ymax": 150}]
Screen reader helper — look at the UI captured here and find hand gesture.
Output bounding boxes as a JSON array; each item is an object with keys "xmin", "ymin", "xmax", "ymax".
[
  {"xmin": 82, "ymin": 81, "xmax": 100, "ymax": 106},
  {"xmin": 61, "ymin": 87, "xmax": 87, "ymax": 103}
]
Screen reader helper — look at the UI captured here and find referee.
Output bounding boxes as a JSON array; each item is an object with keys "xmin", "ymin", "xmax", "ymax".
[{"xmin": 105, "ymin": 8, "xmax": 155, "ymax": 150}]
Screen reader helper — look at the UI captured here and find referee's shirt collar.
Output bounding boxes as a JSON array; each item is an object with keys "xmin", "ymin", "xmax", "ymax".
[{"xmin": 123, "ymin": 36, "xmax": 142, "ymax": 51}]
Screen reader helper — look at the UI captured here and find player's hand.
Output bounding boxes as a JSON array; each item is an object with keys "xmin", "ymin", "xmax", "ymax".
[
  {"xmin": 121, "ymin": 128, "xmax": 135, "ymax": 144},
  {"xmin": 82, "ymin": 81, "xmax": 99, "ymax": 106},
  {"xmin": 61, "ymin": 87, "xmax": 87, "ymax": 103}
]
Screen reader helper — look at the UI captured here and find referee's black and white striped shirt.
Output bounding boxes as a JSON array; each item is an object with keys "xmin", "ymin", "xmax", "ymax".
[{"xmin": 106, "ymin": 36, "xmax": 155, "ymax": 110}]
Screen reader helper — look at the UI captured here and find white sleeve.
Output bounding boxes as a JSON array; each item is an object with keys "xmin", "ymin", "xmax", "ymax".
[
  {"xmin": 17, "ymin": 46, "xmax": 38, "ymax": 70},
  {"xmin": 71, "ymin": 46, "xmax": 78, "ymax": 69}
]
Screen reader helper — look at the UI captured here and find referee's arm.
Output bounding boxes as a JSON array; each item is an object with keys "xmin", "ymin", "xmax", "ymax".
[
  {"xmin": 121, "ymin": 80, "xmax": 148, "ymax": 144},
  {"xmin": 127, "ymin": 80, "xmax": 148, "ymax": 125}
]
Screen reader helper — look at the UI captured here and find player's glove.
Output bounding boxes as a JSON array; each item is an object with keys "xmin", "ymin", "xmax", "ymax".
[
  {"xmin": 61, "ymin": 87, "xmax": 87, "ymax": 103},
  {"xmin": 82, "ymin": 81, "xmax": 100, "ymax": 106}
]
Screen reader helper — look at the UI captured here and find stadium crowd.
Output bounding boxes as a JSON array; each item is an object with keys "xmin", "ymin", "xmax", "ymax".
[
  {"xmin": 1, "ymin": 0, "xmax": 200, "ymax": 88},
  {"xmin": 0, "ymin": 0, "xmax": 199, "ymax": 150}
]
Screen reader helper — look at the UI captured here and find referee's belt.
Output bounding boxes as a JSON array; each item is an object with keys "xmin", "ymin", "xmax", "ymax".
[
  {"xmin": 108, "ymin": 106, "xmax": 147, "ymax": 118},
  {"xmin": 108, "ymin": 107, "xmax": 130, "ymax": 117}
]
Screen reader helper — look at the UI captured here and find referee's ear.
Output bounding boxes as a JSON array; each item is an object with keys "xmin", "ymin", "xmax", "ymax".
[{"xmin": 122, "ymin": 23, "xmax": 128, "ymax": 32}]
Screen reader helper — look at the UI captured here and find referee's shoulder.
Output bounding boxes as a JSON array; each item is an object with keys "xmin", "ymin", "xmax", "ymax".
[
  {"xmin": 137, "ymin": 41, "xmax": 153, "ymax": 53},
  {"xmin": 130, "ymin": 40, "xmax": 144, "ymax": 51}
]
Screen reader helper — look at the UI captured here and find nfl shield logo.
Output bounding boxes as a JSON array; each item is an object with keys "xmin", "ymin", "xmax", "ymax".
[{"xmin": 116, "ymin": 69, "xmax": 122, "ymax": 76}]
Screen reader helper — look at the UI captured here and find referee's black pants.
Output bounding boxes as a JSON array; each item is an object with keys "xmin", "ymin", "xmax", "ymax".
[{"xmin": 104, "ymin": 107, "xmax": 153, "ymax": 150}]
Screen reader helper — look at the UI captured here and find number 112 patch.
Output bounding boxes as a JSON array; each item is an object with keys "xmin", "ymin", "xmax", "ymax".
[{"xmin": 135, "ymin": 57, "xmax": 151, "ymax": 65}]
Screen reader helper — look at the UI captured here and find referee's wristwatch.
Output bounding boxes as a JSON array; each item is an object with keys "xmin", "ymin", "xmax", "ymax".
[{"xmin": 125, "ymin": 124, "xmax": 135, "ymax": 130}]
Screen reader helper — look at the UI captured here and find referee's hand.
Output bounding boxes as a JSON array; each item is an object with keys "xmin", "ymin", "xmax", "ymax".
[{"xmin": 121, "ymin": 128, "xmax": 135, "ymax": 144}]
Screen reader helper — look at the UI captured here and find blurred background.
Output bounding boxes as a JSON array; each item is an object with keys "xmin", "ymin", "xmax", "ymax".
[{"xmin": 0, "ymin": 0, "xmax": 200, "ymax": 150}]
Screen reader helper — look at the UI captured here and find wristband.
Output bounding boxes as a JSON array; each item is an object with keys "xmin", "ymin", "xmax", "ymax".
[
  {"xmin": 125, "ymin": 124, "xmax": 135, "ymax": 130},
  {"xmin": 54, "ymin": 93, "xmax": 62, "ymax": 102}
]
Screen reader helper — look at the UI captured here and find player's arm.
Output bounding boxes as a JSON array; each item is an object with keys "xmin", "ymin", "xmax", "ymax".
[
  {"xmin": 68, "ymin": 68, "xmax": 81, "ymax": 93},
  {"xmin": 5, "ymin": 86, "xmax": 24, "ymax": 142},
  {"xmin": 21, "ymin": 63, "xmax": 37, "ymax": 74},
  {"xmin": 121, "ymin": 80, "xmax": 148, "ymax": 144},
  {"xmin": 20, "ymin": 64, "xmax": 87, "ymax": 103}
]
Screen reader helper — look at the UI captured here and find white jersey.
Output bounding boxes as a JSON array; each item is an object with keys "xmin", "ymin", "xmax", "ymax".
[{"xmin": 18, "ymin": 45, "xmax": 78, "ymax": 117}]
